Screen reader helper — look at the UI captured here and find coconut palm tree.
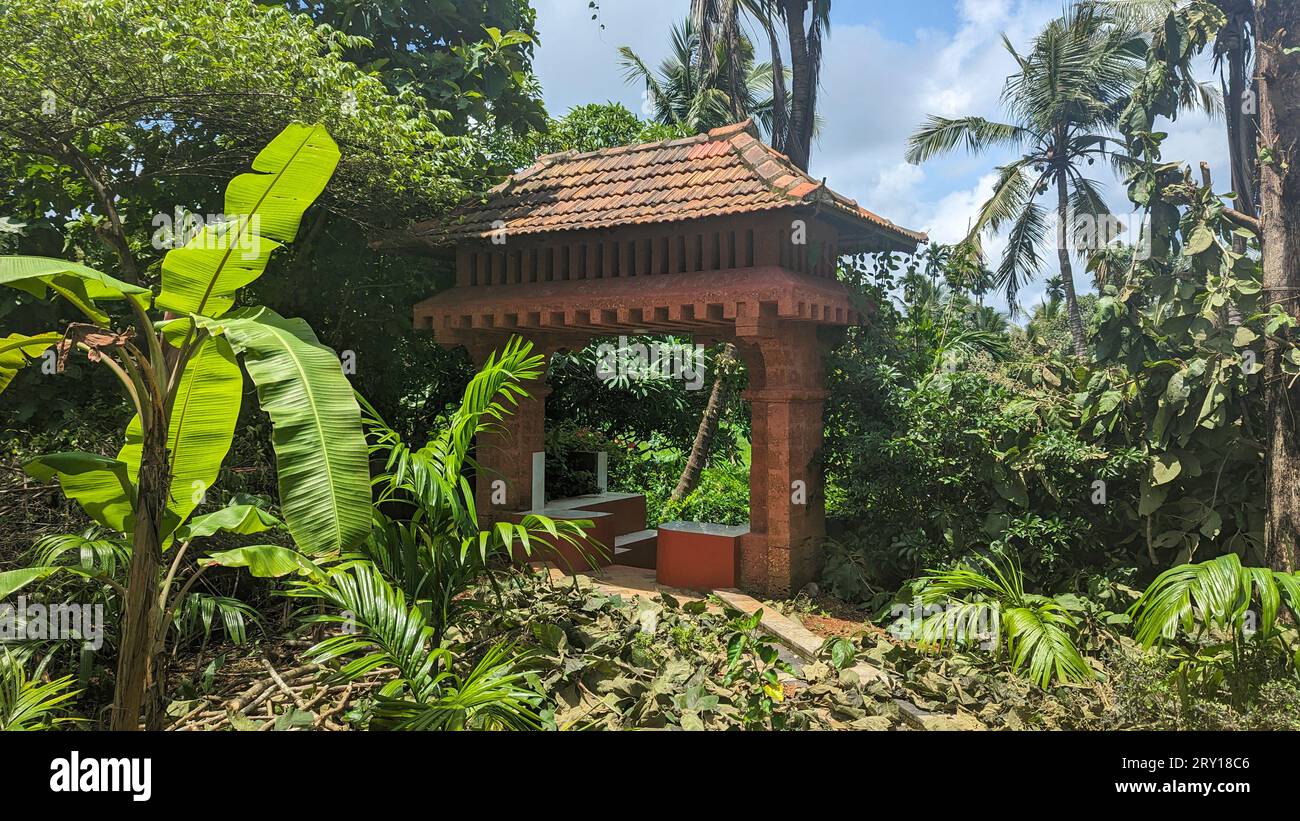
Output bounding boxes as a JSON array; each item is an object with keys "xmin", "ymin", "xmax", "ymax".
[
  {"xmin": 906, "ymin": 4, "xmax": 1148, "ymax": 359},
  {"xmin": 690, "ymin": 0, "xmax": 831, "ymax": 172},
  {"xmin": 619, "ymin": 18, "xmax": 776, "ymax": 135}
]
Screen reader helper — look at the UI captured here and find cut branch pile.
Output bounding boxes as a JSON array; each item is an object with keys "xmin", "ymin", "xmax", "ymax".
[{"xmin": 167, "ymin": 660, "xmax": 386, "ymax": 731}]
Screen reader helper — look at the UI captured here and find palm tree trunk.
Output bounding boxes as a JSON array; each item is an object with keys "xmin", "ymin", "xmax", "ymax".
[
  {"xmin": 782, "ymin": 0, "xmax": 813, "ymax": 171},
  {"xmin": 671, "ymin": 343, "xmax": 735, "ymax": 502},
  {"xmin": 762, "ymin": 10, "xmax": 789, "ymax": 150},
  {"xmin": 1220, "ymin": 2, "xmax": 1258, "ymax": 218},
  {"xmin": 1256, "ymin": 0, "xmax": 1300, "ymax": 572},
  {"xmin": 1055, "ymin": 167, "xmax": 1087, "ymax": 358}
]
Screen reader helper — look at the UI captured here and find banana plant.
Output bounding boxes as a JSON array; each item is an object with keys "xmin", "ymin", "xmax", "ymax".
[{"xmin": 0, "ymin": 123, "xmax": 370, "ymax": 729}]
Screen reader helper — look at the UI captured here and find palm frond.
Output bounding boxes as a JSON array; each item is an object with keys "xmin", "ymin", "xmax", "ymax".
[
  {"xmin": 912, "ymin": 551, "xmax": 1092, "ymax": 687},
  {"xmin": 0, "ymin": 651, "xmax": 83, "ymax": 730},
  {"xmin": 905, "ymin": 116, "xmax": 1026, "ymax": 164},
  {"xmin": 1130, "ymin": 553, "xmax": 1300, "ymax": 646}
]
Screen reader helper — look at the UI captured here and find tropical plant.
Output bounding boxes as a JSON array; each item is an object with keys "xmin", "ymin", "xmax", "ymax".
[
  {"xmin": 620, "ymin": 17, "xmax": 778, "ymax": 135},
  {"xmin": 1130, "ymin": 552, "xmax": 1300, "ymax": 703},
  {"xmin": 690, "ymin": 0, "xmax": 830, "ymax": 171},
  {"xmin": 0, "ymin": 123, "xmax": 369, "ymax": 729},
  {"xmin": 907, "ymin": 551, "xmax": 1095, "ymax": 687},
  {"xmin": 907, "ymin": 4, "xmax": 1152, "ymax": 356},
  {"xmin": 289, "ymin": 562, "xmax": 539, "ymax": 730},
  {"xmin": 354, "ymin": 336, "xmax": 590, "ymax": 642},
  {"xmin": 1094, "ymin": 0, "xmax": 1252, "ymax": 214},
  {"xmin": 287, "ymin": 0, "xmax": 547, "ymax": 136},
  {"xmin": 719, "ymin": 605, "xmax": 794, "ymax": 729},
  {"xmin": 0, "ymin": 650, "xmax": 83, "ymax": 730},
  {"xmin": 2, "ymin": 524, "xmax": 263, "ymax": 684}
]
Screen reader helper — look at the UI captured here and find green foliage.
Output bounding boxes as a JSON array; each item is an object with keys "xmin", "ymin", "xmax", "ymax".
[
  {"xmin": 661, "ymin": 455, "xmax": 750, "ymax": 527},
  {"xmin": 280, "ymin": 0, "xmax": 546, "ymax": 136},
  {"xmin": 1129, "ymin": 553, "xmax": 1300, "ymax": 705},
  {"xmin": 1073, "ymin": 153, "xmax": 1268, "ymax": 567},
  {"xmin": 291, "ymin": 562, "xmax": 538, "ymax": 730},
  {"xmin": 619, "ymin": 17, "xmax": 776, "ymax": 135},
  {"xmin": 906, "ymin": 4, "xmax": 1150, "ymax": 307},
  {"xmin": 721, "ymin": 606, "xmax": 795, "ymax": 729},
  {"xmin": 826, "ymin": 353, "xmax": 1121, "ymax": 590},
  {"xmin": 0, "ymin": 0, "xmax": 472, "ymax": 258},
  {"xmin": 486, "ymin": 103, "xmax": 684, "ymax": 173},
  {"xmin": 7, "ymin": 124, "xmax": 370, "ymax": 554},
  {"xmin": 0, "ymin": 650, "xmax": 83, "ymax": 730},
  {"xmin": 903, "ymin": 551, "xmax": 1095, "ymax": 688}
]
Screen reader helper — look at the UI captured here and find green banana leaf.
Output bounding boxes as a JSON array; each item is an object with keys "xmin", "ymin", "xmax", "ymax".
[
  {"xmin": 117, "ymin": 334, "xmax": 243, "ymax": 540},
  {"xmin": 0, "ymin": 332, "xmax": 59, "ymax": 393},
  {"xmin": 0, "ymin": 256, "xmax": 151, "ymax": 323},
  {"xmin": 156, "ymin": 123, "xmax": 340, "ymax": 317},
  {"xmin": 176, "ymin": 503, "xmax": 282, "ymax": 542},
  {"xmin": 23, "ymin": 452, "xmax": 135, "ymax": 533},
  {"xmin": 203, "ymin": 545, "xmax": 325, "ymax": 580},
  {"xmin": 197, "ymin": 307, "xmax": 369, "ymax": 554}
]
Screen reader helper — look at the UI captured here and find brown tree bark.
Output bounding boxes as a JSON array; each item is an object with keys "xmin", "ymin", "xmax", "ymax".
[
  {"xmin": 57, "ymin": 141, "xmax": 140, "ymax": 282},
  {"xmin": 1055, "ymin": 162, "xmax": 1088, "ymax": 359},
  {"xmin": 781, "ymin": 0, "xmax": 814, "ymax": 171},
  {"xmin": 1256, "ymin": 0, "xmax": 1300, "ymax": 572},
  {"xmin": 671, "ymin": 343, "xmax": 736, "ymax": 502},
  {"xmin": 762, "ymin": 11, "xmax": 789, "ymax": 154},
  {"xmin": 111, "ymin": 416, "xmax": 168, "ymax": 730},
  {"xmin": 1218, "ymin": 0, "xmax": 1260, "ymax": 219}
]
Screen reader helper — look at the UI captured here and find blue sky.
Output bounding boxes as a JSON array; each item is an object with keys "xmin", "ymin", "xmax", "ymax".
[{"xmin": 528, "ymin": 0, "xmax": 1227, "ymax": 313}]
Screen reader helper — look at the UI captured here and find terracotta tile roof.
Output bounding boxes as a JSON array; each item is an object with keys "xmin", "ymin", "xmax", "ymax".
[{"xmin": 413, "ymin": 120, "xmax": 925, "ymax": 252}]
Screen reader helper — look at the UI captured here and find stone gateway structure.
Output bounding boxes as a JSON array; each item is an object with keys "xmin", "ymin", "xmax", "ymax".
[{"xmin": 407, "ymin": 120, "xmax": 924, "ymax": 596}]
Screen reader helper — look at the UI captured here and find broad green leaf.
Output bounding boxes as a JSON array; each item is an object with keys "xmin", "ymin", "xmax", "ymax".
[
  {"xmin": 197, "ymin": 307, "xmax": 369, "ymax": 554},
  {"xmin": 225, "ymin": 123, "xmax": 340, "ymax": 242},
  {"xmin": 175, "ymin": 503, "xmax": 282, "ymax": 542},
  {"xmin": 118, "ymin": 335, "xmax": 242, "ymax": 539},
  {"xmin": 156, "ymin": 124, "xmax": 340, "ymax": 317},
  {"xmin": 155, "ymin": 222, "xmax": 282, "ymax": 318},
  {"xmin": 203, "ymin": 545, "xmax": 324, "ymax": 580},
  {"xmin": 1139, "ymin": 481, "xmax": 1167, "ymax": 516},
  {"xmin": 0, "ymin": 332, "xmax": 58, "ymax": 393},
  {"xmin": 0, "ymin": 256, "xmax": 150, "ymax": 322},
  {"xmin": 0, "ymin": 567, "xmax": 61, "ymax": 599},
  {"xmin": 1151, "ymin": 452, "xmax": 1182, "ymax": 485},
  {"xmin": 1185, "ymin": 225, "xmax": 1215, "ymax": 255},
  {"xmin": 24, "ymin": 452, "xmax": 135, "ymax": 533}
]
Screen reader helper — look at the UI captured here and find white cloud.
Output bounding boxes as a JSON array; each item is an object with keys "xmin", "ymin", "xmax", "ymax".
[
  {"xmin": 526, "ymin": 0, "xmax": 1237, "ymax": 314},
  {"xmin": 529, "ymin": 0, "xmax": 683, "ymax": 117}
]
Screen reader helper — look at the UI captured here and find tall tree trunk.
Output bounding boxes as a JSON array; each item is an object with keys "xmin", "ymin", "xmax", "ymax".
[
  {"xmin": 1220, "ymin": 2, "xmax": 1259, "ymax": 218},
  {"xmin": 111, "ymin": 421, "xmax": 167, "ymax": 730},
  {"xmin": 1055, "ymin": 166, "xmax": 1088, "ymax": 358},
  {"xmin": 782, "ymin": 0, "xmax": 813, "ymax": 171},
  {"xmin": 671, "ymin": 343, "xmax": 735, "ymax": 502},
  {"xmin": 1256, "ymin": 0, "xmax": 1300, "ymax": 572},
  {"xmin": 762, "ymin": 11, "xmax": 789, "ymax": 153}
]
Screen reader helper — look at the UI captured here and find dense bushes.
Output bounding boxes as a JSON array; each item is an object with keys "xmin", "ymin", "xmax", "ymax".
[{"xmin": 824, "ymin": 341, "xmax": 1133, "ymax": 594}]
